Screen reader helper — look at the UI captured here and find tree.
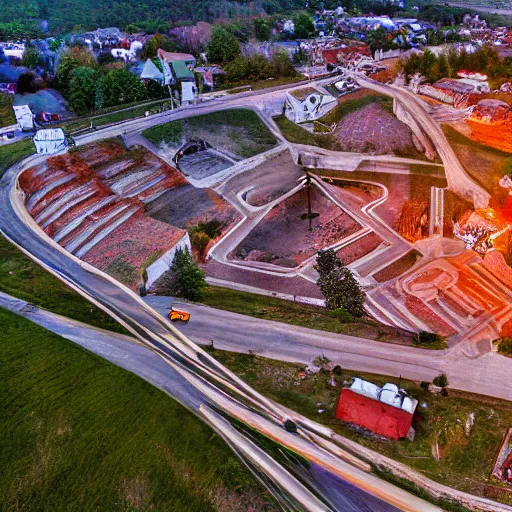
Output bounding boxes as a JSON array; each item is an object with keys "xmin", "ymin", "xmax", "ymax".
[
  {"xmin": 16, "ymin": 72, "xmax": 37, "ymax": 94},
  {"xmin": 98, "ymin": 68, "xmax": 146, "ymax": 108},
  {"xmin": 140, "ymin": 34, "xmax": 177, "ymax": 60},
  {"xmin": 21, "ymin": 46, "xmax": 44, "ymax": 69},
  {"xmin": 68, "ymin": 67, "xmax": 101, "ymax": 114},
  {"xmin": 170, "ymin": 247, "xmax": 207, "ymax": 301},
  {"xmin": 254, "ymin": 18, "xmax": 272, "ymax": 41},
  {"xmin": 56, "ymin": 47, "xmax": 97, "ymax": 94},
  {"xmin": 293, "ymin": 13, "xmax": 314, "ymax": 39},
  {"xmin": 315, "ymin": 249, "xmax": 365, "ymax": 317},
  {"xmin": 206, "ymin": 26, "xmax": 241, "ymax": 64}
]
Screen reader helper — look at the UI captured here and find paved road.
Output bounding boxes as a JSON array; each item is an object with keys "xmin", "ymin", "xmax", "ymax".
[
  {"xmin": 0, "ymin": 108, "xmax": 442, "ymax": 511},
  {"xmin": 1, "ymin": 80, "xmax": 508, "ymax": 511},
  {"xmin": 145, "ymin": 296, "xmax": 512, "ymax": 402},
  {"xmin": 356, "ymin": 76, "xmax": 490, "ymax": 208}
]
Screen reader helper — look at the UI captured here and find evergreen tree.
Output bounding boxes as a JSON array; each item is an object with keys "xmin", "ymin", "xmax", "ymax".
[
  {"xmin": 171, "ymin": 248, "xmax": 207, "ymax": 301},
  {"xmin": 315, "ymin": 249, "xmax": 365, "ymax": 317}
]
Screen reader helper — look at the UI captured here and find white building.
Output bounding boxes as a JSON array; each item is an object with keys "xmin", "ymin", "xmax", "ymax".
[
  {"xmin": 284, "ymin": 87, "xmax": 337, "ymax": 124},
  {"xmin": 33, "ymin": 129, "xmax": 68, "ymax": 155},
  {"xmin": 13, "ymin": 105, "xmax": 34, "ymax": 132}
]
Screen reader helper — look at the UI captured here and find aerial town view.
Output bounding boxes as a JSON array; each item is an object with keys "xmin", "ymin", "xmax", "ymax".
[{"xmin": 5, "ymin": 0, "xmax": 512, "ymax": 510}]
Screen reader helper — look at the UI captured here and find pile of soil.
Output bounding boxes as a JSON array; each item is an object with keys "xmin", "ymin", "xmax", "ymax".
[{"xmin": 334, "ymin": 103, "xmax": 418, "ymax": 156}]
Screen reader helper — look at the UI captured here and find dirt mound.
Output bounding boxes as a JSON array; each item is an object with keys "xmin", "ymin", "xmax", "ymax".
[{"xmin": 333, "ymin": 103, "xmax": 418, "ymax": 156}]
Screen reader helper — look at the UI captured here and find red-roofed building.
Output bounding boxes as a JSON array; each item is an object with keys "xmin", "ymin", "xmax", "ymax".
[{"xmin": 335, "ymin": 388, "xmax": 415, "ymax": 440}]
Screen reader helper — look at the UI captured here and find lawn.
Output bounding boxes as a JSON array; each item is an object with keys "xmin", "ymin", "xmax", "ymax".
[
  {"xmin": 0, "ymin": 308, "xmax": 274, "ymax": 512},
  {"xmin": 0, "ymin": 138, "xmax": 35, "ymax": 177},
  {"xmin": 315, "ymin": 90, "xmax": 393, "ymax": 127},
  {"xmin": 210, "ymin": 349, "xmax": 512, "ymax": 506},
  {"xmin": 143, "ymin": 109, "xmax": 278, "ymax": 159},
  {"xmin": 201, "ymin": 286, "xmax": 417, "ymax": 346},
  {"xmin": 0, "ymin": 235, "xmax": 126, "ymax": 334},
  {"xmin": 273, "ymin": 114, "xmax": 340, "ymax": 151}
]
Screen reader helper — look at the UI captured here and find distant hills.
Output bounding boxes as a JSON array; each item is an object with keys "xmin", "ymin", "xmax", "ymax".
[{"xmin": 1, "ymin": 0, "xmax": 305, "ymax": 34}]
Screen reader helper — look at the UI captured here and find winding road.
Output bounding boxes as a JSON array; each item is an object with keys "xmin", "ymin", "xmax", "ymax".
[{"xmin": 0, "ymin": 77, "xmax": 508, "ymax": 511}]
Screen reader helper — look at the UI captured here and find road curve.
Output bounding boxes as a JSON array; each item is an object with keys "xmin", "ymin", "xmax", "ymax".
[{"xmin": 0, "ymin": 110, "xmax": 441, "ymax": 510}]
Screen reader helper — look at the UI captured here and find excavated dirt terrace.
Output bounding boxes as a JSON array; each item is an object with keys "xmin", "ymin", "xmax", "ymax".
[{"xmin": 232, "ymin": 186, "xmax": 361, "ymax": 268}]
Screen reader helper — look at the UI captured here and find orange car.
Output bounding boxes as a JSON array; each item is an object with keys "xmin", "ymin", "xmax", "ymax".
[{"xmin": 169, "ymin": 307, "xmax": 191, "ymax": 323}]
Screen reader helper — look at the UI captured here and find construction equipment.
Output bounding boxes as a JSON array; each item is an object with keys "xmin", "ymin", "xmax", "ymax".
[{"xmin": 169, "ymin": 306, "xmax": 190, "ymax": 323}]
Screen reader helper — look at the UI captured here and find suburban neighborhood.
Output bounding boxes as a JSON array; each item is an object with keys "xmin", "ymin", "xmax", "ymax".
[{"xmin": 3, "ymin": 1, "xmax": 512, "ymax": 511}]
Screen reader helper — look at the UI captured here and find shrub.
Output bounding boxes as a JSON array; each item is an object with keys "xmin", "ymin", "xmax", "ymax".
[
  {"xmin": 331, "ymin": 308, "xmax": 353, "ymax": 323},
  {"xmin": 418, "ymin": 331, "xmax": 444, "ymax": 345},
  {"xmin": 420, "ymin": 381, "xmax": 430, "ymax": 390},
  {"xmin": 497, "ymin": 337, "xmax": 512, "ymax": 356},
  {"xmin": 433, "ymin": 373, "xmax": 448, "ymax": 388},
  {"xmin": 189, "ymin": 230, "xmax": 211, "ymax": 255}
]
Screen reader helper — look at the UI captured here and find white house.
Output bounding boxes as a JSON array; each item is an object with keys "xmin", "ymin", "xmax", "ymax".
[
  {"xmin": 13, "ymin": 105, "xmax": 34, "ymax": 132},
  {"xmin": 284, "ymin": 87, "xmax": 337, "ymax": 124},
  {"xmin": 33, "ymin": 129, "xmax": 68, "ymax": 155}
]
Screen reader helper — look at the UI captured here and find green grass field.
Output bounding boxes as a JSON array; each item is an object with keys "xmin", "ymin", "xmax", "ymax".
[
  {"xmin": 0, "ymin": 139, "xmax": 35, "ymax": 177},
  {"xmin": 211, "ymin": 349, "xmax": 512, "ymax": 505},
  {"xmin": 0, "ymin": 92, "xmax": 15, "ymax": 127},
  {"xmin": 0, "ymin": 308, "xmax": 274, "ymax": 512},
  {"xmin": 143, "ymin": 109, "xmax": 278, "ymax": 159},
  {"xmin": 273, "ymin": 114, "xmax": 340, "ymax": 151},
  {"xmin": 0, "ymin": 235, "xmax": 127, "ymax": 334}
]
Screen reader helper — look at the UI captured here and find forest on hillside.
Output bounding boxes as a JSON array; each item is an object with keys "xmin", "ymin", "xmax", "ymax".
[{"xmin": 0, "ymin": 0, "xmax": 306, "ymax": 34}]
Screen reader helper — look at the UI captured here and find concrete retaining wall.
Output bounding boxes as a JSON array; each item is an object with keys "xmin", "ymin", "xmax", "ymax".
[{"xmin": 146, "ymin": 232, "xmax": 191, "ymax": 288}]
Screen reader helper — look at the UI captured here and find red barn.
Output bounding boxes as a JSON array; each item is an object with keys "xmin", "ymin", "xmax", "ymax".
[{"xmin": 335, "ymin": 388, "xmax": 415, "ymax": 441}]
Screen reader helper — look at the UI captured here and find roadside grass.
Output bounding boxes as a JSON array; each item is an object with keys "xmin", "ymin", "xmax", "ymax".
[
  {"xmin": 0, "ymin": 235, "xmax": 127, "ymax": 334},
  {"xmin": 143, "ymin": 109, "xmax": 278, "ymax": 159},
  {"xmin": 60, "ymin": 100, "xmax": 171, "ymax": 134},
  {"xmin": 0, "ymin": 92, "xmax": 15, "ymax": 126},
  {"xmin": 0, "ymin": 308, "xmax": 274, "ymax": 512},
  {"xmin": 223, "ymin": 75, "xmax": 305, "ymax": 93},
  {"xmin": 200, "ymin": 286, "xmax": 418, "ymax": 346},
  {"xmin": 0, "ymin": 139, "xmax": 35, "ymax": 177},
  {"xmin": 209, "ymin": 349, "xmax": 512, "ymax": 504},
  {"xmin": 272, "ymin": 114, "xmax": 340, "ymax": 151},
  {"xmin": 316, "ymin": 90, "xmax": 393, "ymax": 128}
]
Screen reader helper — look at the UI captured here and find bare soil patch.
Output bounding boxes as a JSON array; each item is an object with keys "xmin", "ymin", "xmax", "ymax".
[
  {"xmin": 333, "ymin": 103, "xmax": 419, "ymax": 156},
  {"xmin": 336, "ymin": 232, "xmax": 383, "ymax": 265},
  {"xmin": 233, "ymin": 186, "xmax": 361, "ymax": 267},
  {"xmin": 373, "ymin": 250, "xmax": 422, "ymax": 283},
  {"xmin": 145, "ymin": 185, "xmax": 240, "ymax": 230},
  {"xmin": 243, "ymin": 151, "xmax": 303, "ymax": 207}
]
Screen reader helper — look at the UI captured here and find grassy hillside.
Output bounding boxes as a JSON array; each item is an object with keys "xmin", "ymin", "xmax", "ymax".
[{"xmin": 0, "ymin": 307, "xmax": 274, "ymax": 511}]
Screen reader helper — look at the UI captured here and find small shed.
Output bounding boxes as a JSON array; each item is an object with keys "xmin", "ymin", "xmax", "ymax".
[
  {"xmin": 13, "ymin": 105, "xmax": 34, "ymax": 131},
  {"xmin": 33, "ymin": 128, "xmax": 68, "ymax": 155},
  {"xmin": 335, "ymin": 378, "xmax": 418, "ymax": 440}
]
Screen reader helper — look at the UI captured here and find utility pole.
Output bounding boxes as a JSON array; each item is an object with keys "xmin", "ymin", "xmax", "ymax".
[{"xmin": 301, "ymin": 168, "xmax": 319, "ymax": 231}]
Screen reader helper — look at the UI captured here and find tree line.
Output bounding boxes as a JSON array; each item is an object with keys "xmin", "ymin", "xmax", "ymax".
[{"xmin": 400, "ymin": 46, "xmax": 512, "ymax": 89}]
